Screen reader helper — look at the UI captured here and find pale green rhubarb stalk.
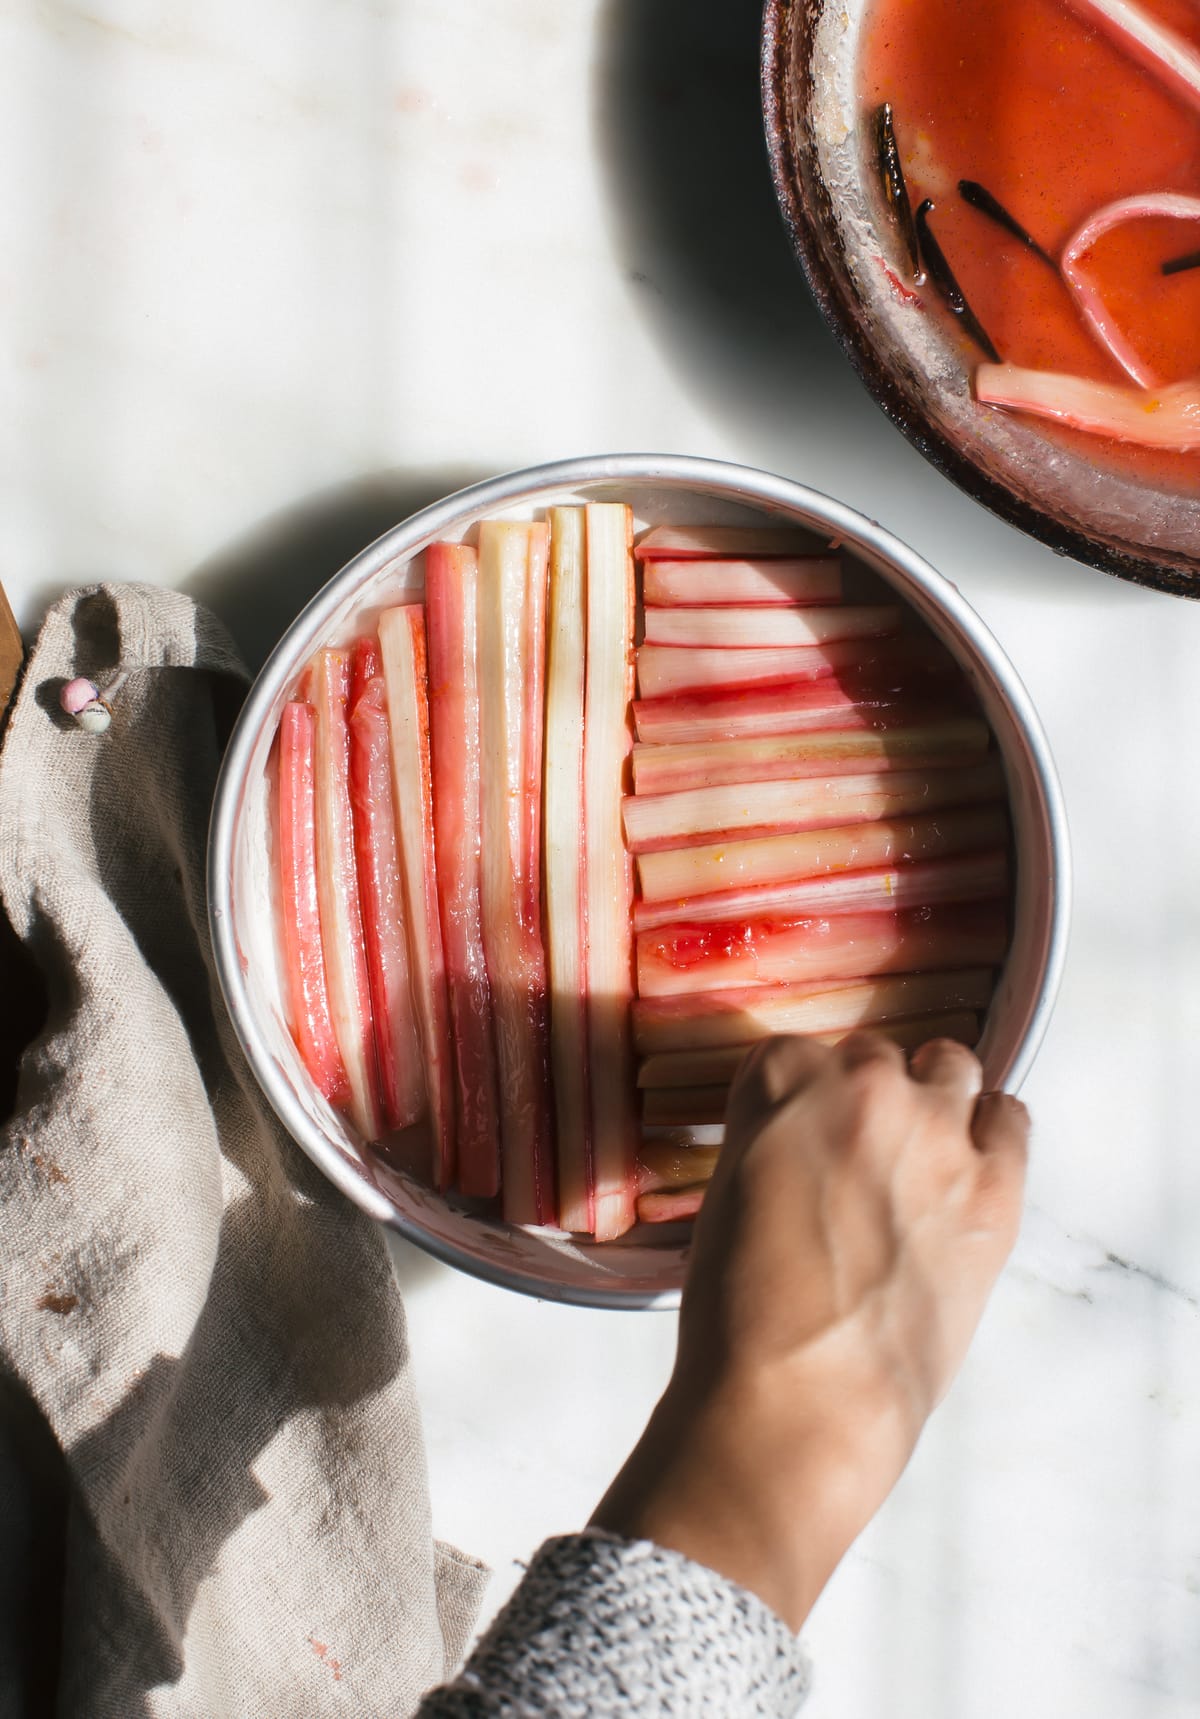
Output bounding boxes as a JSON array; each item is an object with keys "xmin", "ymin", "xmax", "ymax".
[
  {"xmin": 641, "ymin": 603, "xmax": 900, "ymax": 650},
  {"xmin": 378, "ymin": 605, "xmax": 457, "ymax": 1191},
  {"xmin": 584, "ymin": 503, "xmax": 639, "ymax": 1241},
  {"xmin": 477, "ymin": 522, "xmax": 556, "ymax": 1226},
  {"xmin": 544, "ymin": 507, "xmax": 593, "ymax": 1234}
]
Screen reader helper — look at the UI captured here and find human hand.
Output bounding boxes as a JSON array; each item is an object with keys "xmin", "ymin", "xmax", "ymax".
[{"xmin": 591, "ymin": 1031, "xmax": 1029, "ymax": 1630}]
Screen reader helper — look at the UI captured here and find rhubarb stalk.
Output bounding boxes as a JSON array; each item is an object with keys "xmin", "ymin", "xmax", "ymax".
[
  {"xmin": 378, "ymin": 605, "xmax": 457, "ymax": 1190},
  {"xmin": 477, "ymin": 522, "xmax": 556, "ymax": 1225},
  {"xmin": 277, "ymin": 701, "xmax": 351, "ymax": 1108},
  {"xmin": 637, "ymin": 637, "xmax": 913, "ymax": 699},
  {"xmin": 543, "ymin": 507, "xmax": 593, "ymax": 1233},
  {"xmin": 583, "ymin": 503, "xmax": 639, "ymax": 1241},
  {"xmin": 425, "ymin": 544, "xmax": 501, "ymax": 1197},
  {"xmin": 1062, "ymin": 192, "xmax": 1200, "ymax": 388},
  {"xmin": 642, "ymin": 557, "xmax": 841, "ymax": 606},
  {"xmin": 1062, "ymin": 0, "xmax": 1200, "ymax": 116},
  {"xmin": 348, "ymin": 638, "xmax": 426, "ymax": 1131},
  {"xmin": 641, "ymin": 603, "xmax": 900, "ymax": 650},
  {"xmin": 311, "ymin": 650, "xmax": 384, "ymax": 1141},
  {"xmin": 976, "ymin": 361, "xmax": 1200, "ymax": 448}
]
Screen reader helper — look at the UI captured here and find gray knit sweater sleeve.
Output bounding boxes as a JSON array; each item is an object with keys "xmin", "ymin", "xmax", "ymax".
[{"xmin": 416, "ymin": 1531, "xmax": 811, "ymax": 1716}]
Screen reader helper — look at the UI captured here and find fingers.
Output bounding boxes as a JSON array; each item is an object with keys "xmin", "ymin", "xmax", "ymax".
[
  {"xmin": 729, "ymin": 1033, "xmax": 831, "ymax": 1119},
  {"xmin": 838, "ymin": 1029, "xmax": 907, "ymax": 1075},
  {"xmin": 971, "ymin": 1092, "xmax": 1031, "ymax": 1227},
  {"xmin": 908, "ymin": 1037, "xmax": 983, "ymax": 1110}
]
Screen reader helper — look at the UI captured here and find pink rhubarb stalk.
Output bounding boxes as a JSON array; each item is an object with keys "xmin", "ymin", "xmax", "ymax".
[
  {"xmin": 633, "ymin": 681, "xmax": 904, "ymax": 746},
  {"xmin": 1063, "ymin": 1, "xmax": 1200, "ymax": 116},
  {"xmin": 632, "ymin": 847, "xmax": 1008, "ymax": 932},
  {"xmin": 636, "ymin": 1185, "xmax": 709, "ymax": 1224},
  {"xmin": 311, "ymin": 650, "xmax": 385, "ymax": 1141},
  {"xmin": 477, "ymin": 521, "xmax": 556, "ymax": 1226},
  {"xmin": 642, "ymin": 557, "xmax": 841, "ymax": 606},
  {"xmin": 637, "ymin": 638, "xmax": 914, "ymax": 699},
  {"xmin": 634, "ymin": 524, "xmax": 832, "ymax": 560},
  {"xmin": 622, "ymin": 759, "xmax": 1005, "ymax": 854},
  {"xmin": 642, "ymin": 603, "xmax": 900, "ymax": 650},
  {"xmin": 636, "ymin": 1008, "xmax": 982, "ymax": 1088},
  {"xmin": 636, "ymin": 903, "xmax": 1008, "ymax": 999},
  {"xmin": 378, "ymin": 605, "xmax": 457, "ymax": 1191},
  {"xmin": 1061, "ymin": 192, "xmax": 1200, "ymax": 388},
  {"xmin": 583, "ymin": 503, "xmax": 640, "ymax": 1241},
  {"xmin": 630, "ymin": 717, "xmax": 989, "ymax": 795},
  {"xmin": 636, "ymin": 804, "xmax": 1010, "ymax": 903},
  {"xmin": 632, "ymin": 968, "xmax": 998, "ymax": 1056},
  {"xmin": 976, "ymin": 361, "xmax": 1200, "ymax": 448},
  {"xmin": 544, "ymin": 507, "xmax": 594, "ymax": 1233},
  {"xmin": 425, "ymin": 543, "xmax": 501, "ymax": 1197},
  {"xmin": 348, "ymin": 639, "xmax": 427, "ymax": 1131},
  {"xmin": 277, "ymin": 701, "xmax": 351, "ymax": 1108}
]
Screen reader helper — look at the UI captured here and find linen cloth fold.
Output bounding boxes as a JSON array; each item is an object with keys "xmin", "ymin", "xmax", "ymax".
[{"xmin": 0, "ymin": 584, "xmax": 488, "ymax": 1719}]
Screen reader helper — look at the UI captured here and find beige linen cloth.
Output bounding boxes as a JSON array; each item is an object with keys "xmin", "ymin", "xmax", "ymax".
[{"xmin": 0, "ymin": 585, "xmax": 488, "ymax": 1718}]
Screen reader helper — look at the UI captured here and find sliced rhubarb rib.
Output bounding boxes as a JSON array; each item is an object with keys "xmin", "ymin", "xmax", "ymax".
[
  {"xmin": 636, "ymin": 638, "xmax": 917, "ymax": 699},
  {"xmin": 1063, "ymin": 0, "xmax": 1200, "ymax": 116},
  {"xmin": 637, "ymin": 1009, "xmax": 982, "ymax": 1088},
  {"xmin": 976, "ymin": 363, "xmax": 1200, "ymax": 449},
  {"xmin": 636, "ymin": 903, "xmax": 1008, "ymax": 998},
  {"xmin": 311, "ymin": 650, "xmax": 384, "ymax": 1141},
  {"xmin": 637, "ymin": 1186, "xmax": 708, "ymax": 1224},
  {"xmin": 643, "ymin": 557, "xmax": 841, "ymax": 607},
  {"xmin": 544, "ymin": 507, "xmax": 593, "ymax": 1234},
  {"xmin": 636, "ymin": 805, "xmax": 1009, "ymax": 903},
  {"xmin": 348, "ymin": 639, "xmax": 426, "ymax": 1132},
  {"xmin": 584, "ymin": 503, "xmax": 639, "ymax": 1241},
  {"xmin": 1062, "ymin": 193, "xmax": 1200, "ymax": 388},
  {"xmin": 477, "ymin": 522, "xmax": 556, "ymax": 1226},
  {"xmin": 632, "ymin": 646, "xmax": 960, "ymax": 744},
  {"xmin": 631, "ymin": 718, "xmax": 990, "ymax": 795},
  {"xmin": 425, "ymin": 544, "xmax": 501, "ymax": 1197},
  {"xmin": 638, "ymin": 1140, "xmax": 721, "ymax": 1193},
  {"xmin": 378, "ymin": 605, "xmax": 457, "ymax": 1191},
  {"xmin": 277, "ymin": 701, "xmax": 351, "ymax": 1107},
  {"xmin": 633, "ymin": 969, "xmax": 997, "ymax": 1056},
  {"xmin": 635, "ymin": 525, "xmax": 832, "ymax": 560},
  {"xmin": 632, "ymin": 848, "xmax": 1008, "ymax": 932},
  {"xmin": 642, "ymin": 604, "xmax": 900, "ymax": 650},
  {"xmin": 622, "ymin": 760, "xmax": 1005, "ymax": 854}
]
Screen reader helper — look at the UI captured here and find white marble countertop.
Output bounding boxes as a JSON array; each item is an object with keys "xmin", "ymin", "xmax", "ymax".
[{"xmin": 6, "ymin": 1, "xmax": 1200, "ymax": 1712}]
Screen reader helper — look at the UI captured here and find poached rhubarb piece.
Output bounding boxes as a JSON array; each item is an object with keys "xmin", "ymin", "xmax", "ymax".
[
  {"xmin": 348, "ymin": 639, "xmax": 426, "ymax": 1132},
  {"xmin": 277, "ymin": 701, "xmax": 351, "ymax": 1108},
  {"xmin": 642, "ymin": 557, "xmax": 842, "ymax": 606},
  {"xmin": 636, "ymin": 804, "xmax": 1009, "ymax": 903},
  {"xmin": 637, "ymin": 1139, "xmax": 721, "ymax": 1192},
  {"xmin": 378, "ymin": 605, "xmax": 457, "ymax": 1191},
  {"xmin": 632, "ymin": 968, "xmax": 997, "ymax": 1055},
  {"xmin": 636, "ymin": 1008, "xmax": 982, "ymax": 1089},
  {"xmin": 636, "ymin": 903, "xmax": 1008, "ymax": 998},
  {"xmin": 633, "ymin": 680, "xmax": 904, "ymax": 746},
  {"xmin": 634, "ymin": 525, "xmax": 832, "ymax": 559},
  {"xmin": 977, "ymin": 362, "xmax": 1200, "ymax": 450},
  {"xmin": 636, "ymin": 1186, "xmax": 708, "ymax": 1224},
  {"xmin": 425, "ymin": 543, "xmax": 501, "ymax": 1197},
  {"xmin": 630, "ymin": 716, "xmax": 989, "ymax": 794},
  {"xmin": 622, "ymin": 759, "xmax": 1005, "ymax": 854},
  {"xmin": 543, "ymin": 508, "xmax": 593, "ymax": 1234},
  {"xmin": 583, "ymin": 503, "xmax": 639, "ymax": 1241},
  {"xmin": 631, "ymin": 848, "xmax": 1008, "ymax": 932},
  {"xmin": 477, "ymin": 521, "xmax": 556, "ymax": 1226},
  {"xmin": 311, "ymin": 650, "xmax": 384, "ymax": 1142},
  {"xmin": 641, "ymin": 603, "xmax": 900, "ymax": 650},
  {"xmin": 1062, "ymin": 0, "xmax": 1200, "ymax": 115}
]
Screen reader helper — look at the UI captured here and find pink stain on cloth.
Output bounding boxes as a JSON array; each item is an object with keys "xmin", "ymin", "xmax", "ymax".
[{"xmin": 0, "ymin": 586, "xmax": 487, "ymax": 1717}]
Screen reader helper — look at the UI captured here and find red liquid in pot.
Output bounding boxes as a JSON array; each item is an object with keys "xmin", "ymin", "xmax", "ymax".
[{"xmin": 860, "ymin": 0, "xmax": 1200, "ymax": 486}]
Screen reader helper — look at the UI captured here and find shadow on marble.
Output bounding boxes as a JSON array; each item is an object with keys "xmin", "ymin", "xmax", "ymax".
[
  {"xmin": 590, "ymin": 0, "xmax": 1132, "ymax": 608},
  {"xmin": 185, "ymin": 465, "xmax": 489, "ymax": 672}
]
